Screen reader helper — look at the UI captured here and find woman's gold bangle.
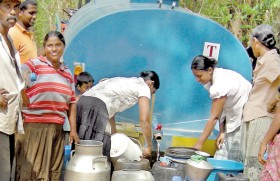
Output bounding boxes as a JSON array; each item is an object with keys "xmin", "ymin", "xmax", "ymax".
[{"xmin": 276, "ymin": 94, "xmax": 280, "ymax": 101}]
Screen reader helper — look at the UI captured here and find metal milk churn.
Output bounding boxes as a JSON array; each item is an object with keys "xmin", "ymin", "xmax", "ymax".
[{"xmin": 65, "ymin": 140, "xmax": 111, "ymax": 181}]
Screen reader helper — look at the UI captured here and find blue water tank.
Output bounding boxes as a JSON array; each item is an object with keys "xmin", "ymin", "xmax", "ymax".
[
  {"xmin": 63, "ymin": 0, "xmax": 252, "ymax": 140},
  {"xmin": 131, "ymin": 0, "xmax": 179, "ymax": 6}
]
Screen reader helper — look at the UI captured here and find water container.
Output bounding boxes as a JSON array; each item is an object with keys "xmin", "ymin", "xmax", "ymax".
[
  {"xmin": 110, "ymin": 133, "xmax": 143, "ymax": 165},
  {"xmin": 61, "ymin": 145, "xmax": 72, "ymax": 180},
  {"xmin": 185, "ymin": 159, "xmax": 213, "ymax": 181},
  {"xmin": 151, "ymin": 161, "xmax": 185, "ymax": 181},
  {"xmin": 215, "ymin": 172, "xmax": 249, "ymax": 181},
  {"xmin": 112, "ymin": 170, "xmax": 154, "ymax": 181},
  {"xmin": 25, "ymin": 72, "xmax": 37, "ymax": 88},
  {"xmin": 263, "ymin": 151, "xmax": 268, "ymax": 160},
  {"xmin": 29, "ymin": 73, "xmax": 37, "ymax": 81},
  {"xmin": 63, "ymin": 145, "xmax": 71, "ymax": 169},
  {"xmin": 206, "ymin": 158, "xmax": 244, "ymax": 181},
  {"xmin": 113, "ymin": 158, "xmax": 150, "ymax": 171},
  {"xmin": 171, "ymin": 176, "xmax": 183, "ymax": 181},
  {"xmin": 65, "ymin": 140, "xmax": 111, "ymax": 181}
]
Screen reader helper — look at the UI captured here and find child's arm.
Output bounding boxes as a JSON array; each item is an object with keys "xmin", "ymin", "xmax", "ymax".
[{"xmin": 258, "ymin": 106, "xmax": 280, "ymax": 165}]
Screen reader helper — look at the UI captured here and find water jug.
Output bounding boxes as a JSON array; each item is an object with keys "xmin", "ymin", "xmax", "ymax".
[
  {"xmin": 151, "ymin": 161, "xmax": 185, "ymax": 181},
  {"xmin": 110, "ymin": 133, "xmax": 142, "ymax": 165},
  {"xmin": 65, "ymin": 140, "xmax": 111, "ymax": 181}
]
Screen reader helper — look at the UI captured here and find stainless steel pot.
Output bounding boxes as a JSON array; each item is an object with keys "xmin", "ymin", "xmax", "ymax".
[
  {"xmin": 65, "ymin": 140, "xmax": 111, "ymax": 181},
  {"xmin": 166, "ymin": 147, "xmax": 197, "ymax": 159},
  {"xmin": 185, "ymin": 159, "xmax": 213, "ymax": 181}
]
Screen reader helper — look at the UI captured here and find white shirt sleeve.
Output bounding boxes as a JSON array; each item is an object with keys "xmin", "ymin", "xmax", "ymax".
[
  {"xmin": 209, "ymin": 69, "xmax": 230, "ymax": 99},
  {"xmin": 138, "ymin": 84, "xmax": 151, "ymax": 99},
  {"xmin": 209, "ymin": 84, "xmax": 229, "ymax": 99}
]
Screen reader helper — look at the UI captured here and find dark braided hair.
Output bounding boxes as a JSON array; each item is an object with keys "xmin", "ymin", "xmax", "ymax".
[{"xmin": 252, "ymin": 24, "xmax": 279, "ymax": 54}]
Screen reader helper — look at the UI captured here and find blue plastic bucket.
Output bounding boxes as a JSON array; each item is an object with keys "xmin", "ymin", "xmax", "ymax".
[
  {"xmin": 206, "ymin": 158, "xmax": 244, "ymax": 181},
  {"xmin": 63, "ymin": 145, "xmax": 71, "ymax": 170}
]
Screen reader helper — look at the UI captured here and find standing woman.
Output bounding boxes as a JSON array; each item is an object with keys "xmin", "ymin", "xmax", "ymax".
[
  {"xmin": 77, "ymin": 71, "xmax": 160, "ymax": 159},
  {"xmin": 242, "ymin": 24, "xmax": 280, "ymax": 180},
  {"xmin": 17, "ymin": 31, "xmax": 80, "ymax": 180},
  {"xmin": 191, "ymin": 55, "xmax": 251, "ymax": 161}
]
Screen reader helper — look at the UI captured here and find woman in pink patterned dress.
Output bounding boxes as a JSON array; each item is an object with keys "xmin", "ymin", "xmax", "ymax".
[{"xmin": 258, "ymin": 89, "xmax": 280, "ymax": 181}]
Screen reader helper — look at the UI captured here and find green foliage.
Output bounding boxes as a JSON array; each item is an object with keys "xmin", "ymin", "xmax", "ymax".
[
  {"xmin": 34, "ymin": 0, "xmax": 280, "ymax": 49},
  {"xmin": 272, "ymin": 0, "xmax": 280, "ymax": 7},
  {"xmin": 180, "ymin": 0, "xmax": 280, "ymax": 45},
  {"xmin": 34, "ymin": 0, "xmax": 78, "ymax": 51}
]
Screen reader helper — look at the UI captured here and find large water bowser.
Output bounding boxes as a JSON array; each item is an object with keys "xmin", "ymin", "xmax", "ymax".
[{"xmin": 63, "ymin": 0, "xmax": 252, "ymax": 154}]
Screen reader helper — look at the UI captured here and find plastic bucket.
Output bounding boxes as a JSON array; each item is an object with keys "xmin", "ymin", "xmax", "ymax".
[
  {"xmin": 206, "ymin": 158, "xmax": 244, "ymax": 181},
  {"xmin": 63, "ymin": 145, "xmax": 71, "ymax": 169},
  {"xmin": 110, "ymin": 133, "xmax": 142, "ymax": 164}
]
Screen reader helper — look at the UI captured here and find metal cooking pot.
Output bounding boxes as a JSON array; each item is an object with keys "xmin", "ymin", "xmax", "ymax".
[
  {"xmin": 185, "ymin": 159, "xmax": 213, "ymax": 181},
  {"xmin": 165, "ymin": 147, "xmax": 197, "ymax": 159}
]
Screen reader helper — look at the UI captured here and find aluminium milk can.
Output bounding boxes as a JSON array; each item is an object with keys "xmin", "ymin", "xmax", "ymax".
[{"xmin": 65, "ymin": 140, "xmax": 111, "ymax": 181}]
